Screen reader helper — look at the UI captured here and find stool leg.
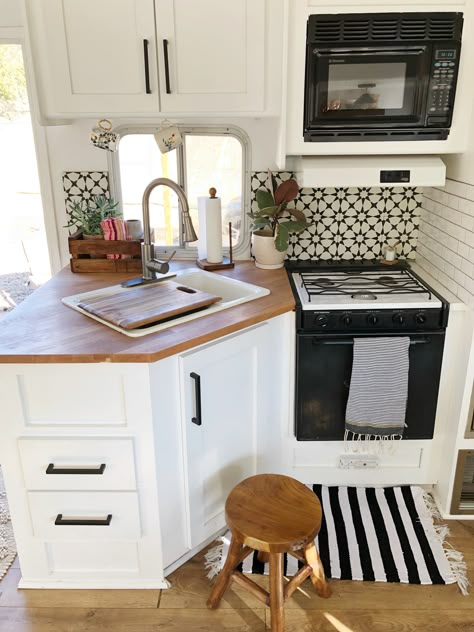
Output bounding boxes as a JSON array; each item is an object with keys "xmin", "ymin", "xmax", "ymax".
[
  {"xmin": 257, "ymin": 550, "xmax": 270, "ymax": 564},
  {"xmin": 207, "ymin": 536, "xmax": 243, "ymax": 609},
  {"xmin": 305, "ymin": 542, "xmax": 332, "ymax": 599},
  {"xmin": 269, "ymin": 552, "xmax": 285, "ymax": 632}
]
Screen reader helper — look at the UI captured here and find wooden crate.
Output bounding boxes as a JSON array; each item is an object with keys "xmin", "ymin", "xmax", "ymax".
[{"xmin": 68, "ymin": 231, "xmax": 143, "ymax": 273}]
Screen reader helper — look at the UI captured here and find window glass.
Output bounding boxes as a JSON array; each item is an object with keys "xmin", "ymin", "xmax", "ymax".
[
  {"xmin": 184, "ymin": 134, "xmax": 242, "ymax": 248},
  {"xmin": 116, "ymin": 130, "xmax": 244, "ymax": 251},
  {"xmin": 118, "ymin": 134, "xmax": 179, "ymax": 246}
]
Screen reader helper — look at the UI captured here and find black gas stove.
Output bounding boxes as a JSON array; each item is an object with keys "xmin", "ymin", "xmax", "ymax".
[{"xmin": 285, "ymin": 260, "xmax": 449, "ymax": 441}]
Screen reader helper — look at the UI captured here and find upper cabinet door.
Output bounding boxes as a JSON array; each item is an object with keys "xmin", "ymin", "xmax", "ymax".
[
  {"xmin": 27, "ymin": 0, "xmax": 159, "ymax": 116},
  {"xmin": 155, "ymin": 0, "xmax": 265, "ymax": 113}
]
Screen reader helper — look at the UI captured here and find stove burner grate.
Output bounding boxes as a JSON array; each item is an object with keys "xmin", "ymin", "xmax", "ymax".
[{"xmin": 299, "ymin": 269, "xmax": 432, "ymax": 303}]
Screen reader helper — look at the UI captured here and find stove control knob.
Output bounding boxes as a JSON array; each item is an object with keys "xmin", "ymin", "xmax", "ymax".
[
  {"xmin": 393, "ymin": 313, "xmax": 405, "ymax": 325},
  {"xmin": 315, "ymin": 314, "xmax": 329, "ymax": 328},
  {"xmin": 415, "ymin": 313, "xmax": 427, "ymax": 325},
  {"xmin": 367, "ymin": 315, "xmax": 378, "ymax": 326},
  {"xmin": 341, "ymin": 315, "xmax": 352, "ymax": 327}
]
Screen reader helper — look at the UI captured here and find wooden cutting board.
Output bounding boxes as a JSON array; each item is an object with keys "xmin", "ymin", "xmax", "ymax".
[{"xmin": 77, "ymin": 280, "xmax": 221, "ymax": 330}]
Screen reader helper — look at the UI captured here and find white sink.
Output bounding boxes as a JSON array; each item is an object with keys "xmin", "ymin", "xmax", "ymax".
[{"xmin": 62, "ymin": 268, "xmax": 270, "ymax": 337}]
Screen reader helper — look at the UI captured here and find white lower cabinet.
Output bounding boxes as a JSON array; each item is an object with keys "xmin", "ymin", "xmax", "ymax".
[
  {"xmin": 180, "ymin": 326, "xmax": 264, "ymax": 547},
  {"xmin": 0, "ymin": 315, "xmax": 291, "ymax": 588}
]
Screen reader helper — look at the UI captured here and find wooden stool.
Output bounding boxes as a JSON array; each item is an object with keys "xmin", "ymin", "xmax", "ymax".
[{"xmin": 207, "ymin": 474, "xmax": 331, "ymax": 631}]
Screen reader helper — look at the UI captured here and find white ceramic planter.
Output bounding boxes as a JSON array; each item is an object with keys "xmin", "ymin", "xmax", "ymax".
[{"xmin": 251, "ymin": 230, "xmax": 287, "ymax": 269}]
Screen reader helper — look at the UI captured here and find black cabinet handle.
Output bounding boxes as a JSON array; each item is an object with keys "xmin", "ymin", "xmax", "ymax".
[
  {"xmin": 46, "ymin": 463, "xmax": 106, "ymax": 475},
  {"xmin": 55, "ymin": 514, "xmax": 112, "ymax": 526},
  {"xmin": 163, "ymin": 39, "xmax": 171, "ymax": 94},
  {"xmin": 190, "ymin": 372, "xmax": 202, "ymax": 426},
  {"xmin": 143, "ymin": 39, "xmax": 151, "ymax": 94}
]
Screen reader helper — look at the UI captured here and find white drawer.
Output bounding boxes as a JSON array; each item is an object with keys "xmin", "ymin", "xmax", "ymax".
[
  {"xmin": 19, "ymin": 437, "xmax": 136, "ymax": 491},
  {"xmin": 46, "ymin": 540, "xmax": 140, "ymax": 576},
  {"xmin": 28, "ymin": 491, "xmax": 141, "ymax": 540},
  {"xmin": 16, "ymin": 366, "xmax": 127, "ymax": 426}
]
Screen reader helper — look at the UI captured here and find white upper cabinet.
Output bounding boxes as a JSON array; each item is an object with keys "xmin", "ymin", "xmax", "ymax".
[
  {"xmin": 155, "ymin": 0, "xmax": 265, "ymax": 113},
  {"xmin": 26, "ymin": 0, "xmax": 266, "ymax": 118},
  {"xmin": 26, "ymin": 0, "xmax": 159, "ymax": 116}
]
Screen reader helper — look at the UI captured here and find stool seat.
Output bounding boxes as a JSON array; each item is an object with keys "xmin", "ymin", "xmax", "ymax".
[
  {"xmin": 207, "ymin": 474, "xmax": 331, "ymax": 632},
  {"xmin": 225, "ymin": 474, "xmax": 322, "ymax": 553}
]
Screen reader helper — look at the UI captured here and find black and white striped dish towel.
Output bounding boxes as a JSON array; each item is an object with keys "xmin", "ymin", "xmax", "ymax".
[{"xmin": 345, "ymin": 337, "xmax": 410, "ymax": 440}]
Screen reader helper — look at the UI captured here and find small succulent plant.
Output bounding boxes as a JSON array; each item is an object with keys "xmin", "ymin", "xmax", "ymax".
[
  {"xmin": 248, "ymin": 171, "xmax": 310, "ymax": 252},
  {"xmin": 64, "ymin": 195, "xmax": 120, "ymax": 236}
]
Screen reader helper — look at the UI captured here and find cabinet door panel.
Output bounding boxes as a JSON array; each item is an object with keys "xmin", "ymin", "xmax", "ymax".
[
  {"xmin": 181, "ymin": 328, "xmax": 265, "ymax": 547},
  {"xmin": 28, "ymin": 0, "xmax": 159, "ymax": 115},
  {"xmin": 156, "ymin": 0, "xmax": 265, "ymax": 112}
]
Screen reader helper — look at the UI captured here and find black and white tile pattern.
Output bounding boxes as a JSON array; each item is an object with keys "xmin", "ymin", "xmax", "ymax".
[
  {"xmin": 62, "ymin": 171, "xmax": 110, "ymax": 208},
  {"xmin": 251, "ymin": 171, "xmax": 421, "ymax": 260}
]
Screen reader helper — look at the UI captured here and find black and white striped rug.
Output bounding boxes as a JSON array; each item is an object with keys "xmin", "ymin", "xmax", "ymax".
[{"xmin": 206, "ymin": 485, "xmax": 468, "ymax": 595}]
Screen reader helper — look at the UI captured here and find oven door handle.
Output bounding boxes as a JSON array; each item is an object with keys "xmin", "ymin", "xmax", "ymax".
[{"xmin": 312, "ymin": 337, "xmax": 432, "ymax": 346}]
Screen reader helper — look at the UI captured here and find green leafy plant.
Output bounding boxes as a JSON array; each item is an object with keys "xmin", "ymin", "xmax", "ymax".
[
  {"xmin": 64, "ymin": 195, "xmax": 120, "ymax": 236},
  {"xmin": 248, "ymin": 171, "xmax": 310, "ymax": 252}
]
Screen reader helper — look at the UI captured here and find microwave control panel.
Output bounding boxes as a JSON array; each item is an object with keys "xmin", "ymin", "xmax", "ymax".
[{"xmin": 427, "ymin": 47, "xmax": 459, "ymax": 121}]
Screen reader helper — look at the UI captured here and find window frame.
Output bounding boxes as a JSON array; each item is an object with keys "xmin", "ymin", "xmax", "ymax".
[{"xmin": 108, "ymin": 124, "xmax": 251, "ymax": 260}]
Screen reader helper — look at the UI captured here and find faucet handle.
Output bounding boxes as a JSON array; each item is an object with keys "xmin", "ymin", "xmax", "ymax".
[
  {"xmin": 148, "ymin": 250, "xmax": 176, "ymax": 275},
  {"xmin": 163, "ymin": 250, "xmax": 176, "ymax": 264}
]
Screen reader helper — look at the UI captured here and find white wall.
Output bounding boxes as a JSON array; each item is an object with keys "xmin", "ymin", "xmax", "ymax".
[{"xmin": 0, "ymin": 1, "xmax": 22, "ymax": 27}]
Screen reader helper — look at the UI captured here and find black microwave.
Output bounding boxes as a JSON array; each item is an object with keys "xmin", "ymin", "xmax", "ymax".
[{"xmin": 303, "ymin": 12, "xmax": 463, "ymax": 142}]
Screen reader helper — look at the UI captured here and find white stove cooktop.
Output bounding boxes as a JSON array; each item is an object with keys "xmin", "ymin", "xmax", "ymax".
[{"xmin": 292, "ymin": 269, "xmax": 442, "ymax": 310}]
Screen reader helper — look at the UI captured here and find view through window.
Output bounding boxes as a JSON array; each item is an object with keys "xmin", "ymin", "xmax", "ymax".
[
  {"xmin": 0, "ymin": 43, "xmax": 49, "ymax": 319},
  {"xmin": 117, "ymin": 130, "xmax": 244, "ymax": 252}
]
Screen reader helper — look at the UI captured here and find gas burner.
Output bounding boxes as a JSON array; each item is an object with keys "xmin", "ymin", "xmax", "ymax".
[
  {"xmin": 377, "ymin": 275, "xmax": 396, "ymax": 284},
  {"xmin": 351, "ymin": 291, "xmax": 377, "ymax": 300},
  {"xmin": 308, "ymin": 277, "xmax": 334, "ymax": 286}
]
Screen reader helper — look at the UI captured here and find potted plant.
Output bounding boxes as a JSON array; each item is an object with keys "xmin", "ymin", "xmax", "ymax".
[
  {"xmin": 64, "ymin": 195, "xmax": 120, "ymax": 239},
  {"xmin": 248, "ymin": 171, "xmax": 310, "ymax": 269}
]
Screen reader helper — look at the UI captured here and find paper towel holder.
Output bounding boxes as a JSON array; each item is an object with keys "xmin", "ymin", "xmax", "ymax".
[{"xmin": 196, "ymin": 188, "xmax": 235, "ymax": 271}]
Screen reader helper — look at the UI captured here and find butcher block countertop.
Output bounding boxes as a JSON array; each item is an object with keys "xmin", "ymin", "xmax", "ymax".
[{"xmin": 0, "ymin": 262, "xmax": 295, "ymax": 364}]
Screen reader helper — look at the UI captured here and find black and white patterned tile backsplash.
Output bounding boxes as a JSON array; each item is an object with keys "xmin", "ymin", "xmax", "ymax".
[
  {"xmin": 251, "ymin": 171, "xmax": 421, "ymax": 260},
  {"xmin": 62, "ymin": 171, "xmax": 110, "ymax": 208}
]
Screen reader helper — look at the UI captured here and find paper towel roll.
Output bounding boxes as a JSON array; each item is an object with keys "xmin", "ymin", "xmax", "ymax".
[{"xmin": 197, "ymin": 195, "xmax": 223, "ymax": 263}]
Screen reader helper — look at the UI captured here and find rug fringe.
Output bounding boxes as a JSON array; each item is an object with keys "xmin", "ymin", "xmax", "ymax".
[
  {"xmin": 422, "ymin": 490, "xmax": 470, "ymax": 596},
  {"xmin": 204, "ymin": 540, "xmax": 225, "ymax": 580}
]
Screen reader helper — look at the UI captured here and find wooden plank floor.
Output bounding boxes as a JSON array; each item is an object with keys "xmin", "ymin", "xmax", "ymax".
[{"xmin": 0, "ymin": 521, "xmax": 472, "ymax": 631}]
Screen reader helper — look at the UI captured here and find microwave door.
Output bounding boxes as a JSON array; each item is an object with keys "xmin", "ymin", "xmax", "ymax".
[{"xmin": 306, "ymin": 48, "xmax": 430, "ymax": 129}]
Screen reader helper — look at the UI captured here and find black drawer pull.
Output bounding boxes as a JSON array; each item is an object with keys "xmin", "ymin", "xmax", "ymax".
[
  {"xmin": 55, "ymin": 514, "xmax": 112, "ymax": 526},
  {"xmin": 143, "ymin": 38, "xmax": 151, "ymax": 94},
  {"xmin": 46, "ymin": 463, "xmax": 106, "ymax": 475},
  {"xmin": 163, "ymin": 38, "xmax": 171, "ymax": 93},
  {"xmin": 190, "ymin": 372, "xmax": 202, "ymax": 426}
]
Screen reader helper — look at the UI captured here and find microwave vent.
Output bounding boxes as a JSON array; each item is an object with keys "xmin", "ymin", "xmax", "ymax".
[{"xmin": 308, "ymin": 13, "xmax": 462, "ymax": 44}]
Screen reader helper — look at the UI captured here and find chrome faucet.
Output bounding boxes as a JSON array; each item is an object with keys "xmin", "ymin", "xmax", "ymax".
[
  {"xmin": 142, "ymin": 177, "xmax": 198, "ymax": 279},
  {"xmin": 121, "ymin": 177, "xmax": 198, "ymax": 288}
]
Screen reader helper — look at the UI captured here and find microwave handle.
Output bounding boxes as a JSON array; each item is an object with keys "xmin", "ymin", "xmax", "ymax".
[{"xmin": 312, "ymin": 337, "xmax": 431, "ymax": 346}]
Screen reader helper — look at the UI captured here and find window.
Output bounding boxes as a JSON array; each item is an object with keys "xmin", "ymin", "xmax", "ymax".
[{"xmin": 110, "ymin": 125, "xmax": 249, "ymax": 259}]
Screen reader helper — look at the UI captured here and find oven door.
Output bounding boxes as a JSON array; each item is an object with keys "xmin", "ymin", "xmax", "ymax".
[
  {"xmin": 295, "ymin": 331, "xmax": 445, "ymax": 441},
  {"xmin": 304, "ymin": 47, "xmax": 431, "ymax": 133}
]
